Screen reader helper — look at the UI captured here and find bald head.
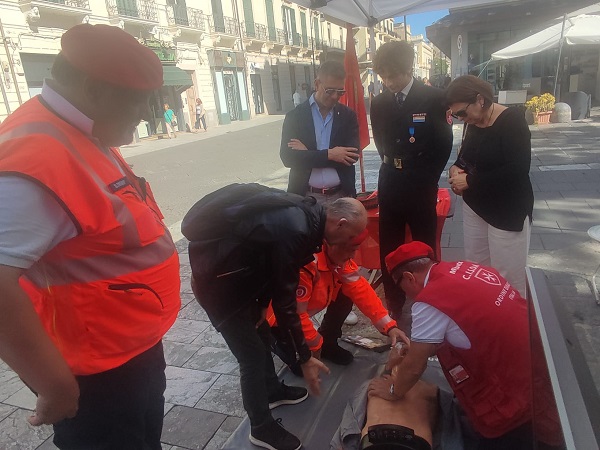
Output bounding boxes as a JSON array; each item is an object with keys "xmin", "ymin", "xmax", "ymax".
[{"xmin": 323, "ymin": 198, "xmax": 368, "ymax": 246}]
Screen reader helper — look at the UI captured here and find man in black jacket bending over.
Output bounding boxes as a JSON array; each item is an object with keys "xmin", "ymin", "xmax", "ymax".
[
  {"xmin": 182, "ymin": 184, "xmax": 367, "ymax": 450},
  {"xmin": 370, "ymin": 41, "xmax": 453, "ymax": 320}
]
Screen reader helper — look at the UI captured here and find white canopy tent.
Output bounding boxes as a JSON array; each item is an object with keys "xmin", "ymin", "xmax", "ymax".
[
  {"xmin": 491, "ymin": 14, "xmax": 600, "ymax": 60},
  {"xmin": 291, "ymin": 0, "xmax": 509, "ymax": 27}
]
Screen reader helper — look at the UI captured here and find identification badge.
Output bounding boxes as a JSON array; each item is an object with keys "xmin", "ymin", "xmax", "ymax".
[
  {"xmin": 107, "ymin": 176, "xmax": 131, "ymax": 193},
  {"xmin": 412, "ymin": 113, "xmax": 426, "ymax": 123},
  {"xmin": 449, "ymin": 364, "xmax": 470, "ymax": 384}
]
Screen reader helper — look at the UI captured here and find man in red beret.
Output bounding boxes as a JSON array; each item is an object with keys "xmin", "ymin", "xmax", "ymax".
[
  {"xmin": 367, "ymin": 241, "xmax": 562, "ymax": 449},
  {"xmin": 0, "ymin": 24, "xmax": 180, "ymax": 449}
]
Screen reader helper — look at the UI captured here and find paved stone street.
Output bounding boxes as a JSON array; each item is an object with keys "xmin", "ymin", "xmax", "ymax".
[{"xmin": 1, "ymin": 112, "xmax": 599, "ymax": 449}]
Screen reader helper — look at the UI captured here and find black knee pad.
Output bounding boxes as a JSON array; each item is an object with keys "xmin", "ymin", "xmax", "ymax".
[{"xmin": 359, "ymin": 424, "xmax": 431, "ymax": 450}]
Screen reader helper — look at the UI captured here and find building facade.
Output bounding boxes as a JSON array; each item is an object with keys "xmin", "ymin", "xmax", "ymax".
[
  {"xmin": 0, "ymin": 0, "xmax": 350, "ymax": 130},
  {"xmin": 427, "ymin": 0, "xmax": 600, "ymax": 100}
]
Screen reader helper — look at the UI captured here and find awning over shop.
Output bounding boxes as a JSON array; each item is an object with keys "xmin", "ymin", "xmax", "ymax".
[
  {"xmin": 291, "ymin": 0, "xmax": 506, "ymax": 27},
  {"xmin": 492, "ymin": 13, "xmax": 600, "ymax": 60},
  {"xmin": 162, "ymin": 66, "xmax": 193, "ymax": 92}
]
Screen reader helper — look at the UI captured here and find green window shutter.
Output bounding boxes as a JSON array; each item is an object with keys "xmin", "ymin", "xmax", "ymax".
[
  {"xmin": 313, "ymin": 16, "xmax": 320, "ymax": 48},
  {"xmin": 173, "ymin": 0, "xmax": 189, "ymax": 26},
  {"xmin": 242, "ymin": 0, "xmax": 254, "ymax": 36},
  {"xmin": 290, "ymin": 10, "xmax": 299, "ymax": 45},
  {"xmin": 300, "ymin": 12, "xmax": 308, "ymax": 47},
  {"xmin": 265, "ymin": 0, "xmax": 275, "ymax": 41},
  {"xmin": 211, "ymin": 0, "xmax": 224, "ymax": 30},
  {"xmin": 117, "ymin": 0, "xmax": 138, "ymax": 17}
]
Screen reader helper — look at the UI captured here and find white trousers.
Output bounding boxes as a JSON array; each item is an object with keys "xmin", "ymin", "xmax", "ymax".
[{"xmin": 462, "ymin": 202, "xmax": 530, "ymax": 296}]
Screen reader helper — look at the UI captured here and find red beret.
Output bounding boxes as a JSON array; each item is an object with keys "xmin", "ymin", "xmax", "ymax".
[
  {"xmin": 61, "ymin": 24, "xmax": 163, "ymax": 90},
  {"xmin": 385, "ymin": 241, "xmax": 435, "ymax": 274}
]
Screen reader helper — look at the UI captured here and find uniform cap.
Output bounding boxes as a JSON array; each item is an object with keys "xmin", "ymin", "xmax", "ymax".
[
  {"xmin": 385, "ymin": 241, "xmax": 435, "ymax": 274},
  {"xmin": 61, "ymin": 24, "xmax": 163, "ymax": 90}
]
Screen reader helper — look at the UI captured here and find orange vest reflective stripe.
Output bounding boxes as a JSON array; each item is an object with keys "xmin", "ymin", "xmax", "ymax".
[{"xmin": 0, "ymin": 97, "xmax": 181, "ymax": 375}]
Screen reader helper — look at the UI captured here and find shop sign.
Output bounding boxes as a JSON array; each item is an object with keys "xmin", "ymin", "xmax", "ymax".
[{"xmin": 141, "ymin": 38, "xmax": 176, "ymax": 64}]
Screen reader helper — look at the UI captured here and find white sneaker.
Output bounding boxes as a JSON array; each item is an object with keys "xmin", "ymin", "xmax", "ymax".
[{"xmin": 344, "ymin": 311, "xmax": 358, "ymax": 325}]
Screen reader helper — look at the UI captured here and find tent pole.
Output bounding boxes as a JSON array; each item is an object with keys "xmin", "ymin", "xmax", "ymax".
[
  {"xmin": 553, "ymin": 14, "xmax": 567, "ymax": 100},
  {"xmin": 370, "ymin": 26, "xmax": 379, "ymax": 94}
]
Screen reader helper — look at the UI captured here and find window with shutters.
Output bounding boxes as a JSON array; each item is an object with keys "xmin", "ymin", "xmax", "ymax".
[
  {"xmin": 211, "ymin": 0, "xmax": 224, "ymax": 32},
  {"xmin": 242, "ymin": 0, "xmax": 255, "ymax": 37},
  {"xmin": 282, "ymin": 6, "xmax": 299, "ymax": 46},
  {"xmin": 265, "ymin": 0, "xmax": 276, "ymax": 41},
  {"xmin": 300, "ymin": 11, "xmax": 308, "ymax": 47},
  {"xmin": 172, "ymin": 0, "xmax": 189, "ymax": 26}
]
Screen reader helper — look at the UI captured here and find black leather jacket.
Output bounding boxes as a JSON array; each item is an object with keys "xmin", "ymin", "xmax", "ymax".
[{"xmin": 187, "ymin": 192, "xmax": 325, "ymax": 363}]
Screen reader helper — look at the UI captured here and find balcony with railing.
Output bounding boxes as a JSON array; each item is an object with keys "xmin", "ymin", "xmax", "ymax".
[
  {"xmin": 19, "ymin": 0, "xmax": 90, "ymax": 16},
  {"xmin": 105, "ymin": 0, "xmax": 158, "ymax": 23},
  {"xmin": 209, "ymin": 15, "xmax": 238, "ymax": 48},
  {"xmin": 210, "ymin": 15, "xmax": 238, "ymax": 36},
  {"xmin": 167, "ymin": 5, "xmax": 206, "ymax": 32},
  {"xmin": 242, "ymin": 22, "xmax": 268, "ymax": 41}
]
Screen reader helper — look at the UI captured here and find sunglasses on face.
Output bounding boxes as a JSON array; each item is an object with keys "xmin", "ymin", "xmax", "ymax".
[
  {"xmin": 451, "ymin": 102, "xmax": 474, "ymax": 119},
  {"xmin": 323, "ymin": 87, "xmax": 346, "ymax": 97}
]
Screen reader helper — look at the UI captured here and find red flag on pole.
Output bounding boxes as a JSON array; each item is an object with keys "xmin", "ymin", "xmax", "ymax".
[{"xmin": 340, "ymin": 23, "xmax": 370, "ymax": 192}]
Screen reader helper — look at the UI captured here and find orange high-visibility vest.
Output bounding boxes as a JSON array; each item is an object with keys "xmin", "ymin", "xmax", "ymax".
[
  {"xmin": 0, "ymin": 97, "xmax": 181, "ymax": 375},
  {"xmin": 268, "ymin": 244, "xmax": 396, "ymax": 350}
]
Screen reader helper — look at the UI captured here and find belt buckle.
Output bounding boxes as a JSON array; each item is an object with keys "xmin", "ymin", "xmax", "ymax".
[{"xmin": 394, "ymin": 158, "xmax": 403, "ymax": 169}]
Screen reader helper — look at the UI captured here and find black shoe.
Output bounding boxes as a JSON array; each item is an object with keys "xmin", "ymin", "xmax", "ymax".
[
  {"xmin": 268, "ymin": 381, "xmax": 308, "ymax": 409},
  {"xmin": 321, "ymin": 341, "xmax": 353, "ymax": 365},
  {"xmin": 250, "ymin": 418, "xmax": 301, "ymax": 450}
]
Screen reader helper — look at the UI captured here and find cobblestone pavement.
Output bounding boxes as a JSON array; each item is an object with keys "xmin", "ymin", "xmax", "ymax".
[{"xmin": 1, "ymin": 112, "xmax": 599, "ymax": 449}]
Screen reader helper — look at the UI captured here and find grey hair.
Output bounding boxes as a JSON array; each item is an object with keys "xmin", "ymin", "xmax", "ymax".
[
  {"xmin": 325, "ymin": 197, "xmax": 363, "ymax": 221},
  {"xmin": 318, "ymin": 60, "xmax": 346, "ymax": 80},
  {"xmin": 390, "ymin": 257, "xmax": 433, "ymax": 283}
]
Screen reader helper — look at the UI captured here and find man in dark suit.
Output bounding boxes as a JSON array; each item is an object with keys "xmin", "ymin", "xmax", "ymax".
[
  {"xmin": 370, "ymin": 41, "xmax": 453, "ymax": 319},
  {"xmin": 280, "ymin": 60, "xmax": 360, "ymax": 198},
  {"xmin": 279, "ymin": 60, "xmax": 361, "ymax": 366}
]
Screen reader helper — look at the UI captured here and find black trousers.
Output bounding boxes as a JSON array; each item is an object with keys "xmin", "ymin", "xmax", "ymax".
[
  {"xmin": 378, "ymin": 166, "xmax": 438, "ymax": 315},
  {"xmin": 319, "ymin": 291, "xmax": 353, "ymax": 343},
  {"xmin": 53, "ymin": 342, "xmax": 166, "ymax": 450},
  {"xmin": 219, "ymin": 302, "xmax": 282, "ymax": 428}
]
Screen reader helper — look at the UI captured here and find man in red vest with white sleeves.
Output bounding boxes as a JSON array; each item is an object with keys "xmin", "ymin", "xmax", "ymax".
[{"xmin": 367, "ymin": 241, "xmax": 562, "ymax": 449}]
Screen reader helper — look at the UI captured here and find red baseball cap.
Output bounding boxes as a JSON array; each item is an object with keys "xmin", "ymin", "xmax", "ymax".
[
  {"xmin": 61, "ymin": 24, "xmax": 163, "ymax": 90},
  {"xmin": 385, "ymin": 241, "xmax": 435, "ymax": 275}
]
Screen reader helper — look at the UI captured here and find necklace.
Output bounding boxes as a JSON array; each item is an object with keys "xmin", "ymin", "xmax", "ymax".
[{"xmin": 485, "ymin": 103, "xmax": 495, "ymax": 127}]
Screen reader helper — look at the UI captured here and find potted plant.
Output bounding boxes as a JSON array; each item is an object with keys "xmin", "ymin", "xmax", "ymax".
[{"xmin": 525, "ymin": 93, "xmax": 555, "ymax": 124}]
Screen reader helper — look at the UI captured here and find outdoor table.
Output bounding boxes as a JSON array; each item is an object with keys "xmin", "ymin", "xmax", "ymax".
[{"xmin": 354, "ymin": 188, "xmax": 453, "ymax": 283}]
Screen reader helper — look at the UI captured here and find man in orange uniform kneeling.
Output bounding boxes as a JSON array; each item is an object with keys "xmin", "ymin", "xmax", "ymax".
[{"xmin": 268, "ymin": 237, "xmax": 408, "ymax": 374}]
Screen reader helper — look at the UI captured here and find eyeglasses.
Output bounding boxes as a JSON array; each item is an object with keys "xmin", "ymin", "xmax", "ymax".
[
  {"xmin": 324, "ymin": 87, "xmax": 346, "ymax": 97},
  {"xmin": 451, "ymin": 102, "xmax": 473, "ymax": 119}
]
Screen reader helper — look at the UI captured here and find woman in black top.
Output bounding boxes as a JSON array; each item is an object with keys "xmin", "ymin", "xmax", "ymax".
[{"xmin": 446, "ymin": 75, "xmax": 533, "ymax": 295}]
